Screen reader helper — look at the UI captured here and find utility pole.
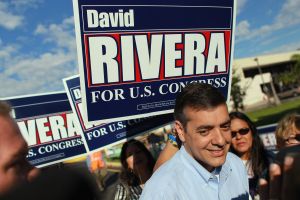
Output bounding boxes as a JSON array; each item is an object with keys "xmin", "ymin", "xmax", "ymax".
[{"xmin": 254, "ymin": 57, "xmax": 281, "ymax": 105}]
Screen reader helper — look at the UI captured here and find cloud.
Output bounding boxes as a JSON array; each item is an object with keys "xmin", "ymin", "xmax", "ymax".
[
  {"xmin": 0, "ymin": 2, "xmax": 23, "ymax": 30},
  {"xmin": 0, "ymin": 16, "xmax": 78, "ymax": 97},
  {"xmin": 236, "ymin": 0, "xmax": 300, "ymax": 42},
  {"xmin": 0, "ymin": 44, "xmax": 19, "ymax": 60},
  {"xmin": 11, "ymin": 0, "xmax": 43, "ymax": 9},
  {"xmin": 0, "ymin": 0, "xmax": 42, "ymax": 30},
  {"xmin": 0, "ymin": 50, "xmax": 78, "ymax": 97},
  {"xmin": 276, "ymin": 0, "xmax": 300, "ymax": 27},
  {"xmin": 236, "ymin": 0, "xmax": 248, "ymax": 15},
  {"xmin": 34, "ymin": 16, "xmax": 76, "ymax": 50},
  {"xmin": 262, "ymin": 40, "xmax": 300, "ymax": 55},
  {"xmin": 235, "ymin": 20, "xmax": 250, "ymax": 37},
  {"xmin": 34, "ymin": 24, "xmax": 47, "ymax": 34}
]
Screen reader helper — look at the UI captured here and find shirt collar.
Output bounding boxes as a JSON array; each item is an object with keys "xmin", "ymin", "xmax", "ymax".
[
  {"xmin": 179, "ymin": 146, "xmax": 232, "ymax": 184},
  {"xmin": 180, "ymin": 146, "xmax": 215, "ymax": 183}
]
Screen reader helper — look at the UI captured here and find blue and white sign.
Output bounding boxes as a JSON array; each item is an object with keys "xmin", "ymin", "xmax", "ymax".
[
  {"xmin": 2, "ymin": 92, "xmax": 87, "ymax": 167},
  {"xmin": 73, "ymin": 0, "xmax": 237, "ymax": 123},
  {"xmin": 63, "ymin": 75, "xmax": 174, "ymax": 152},
  {"xmin": 257, "ymin": 123, "xmax": 277, "ymax": 152}
]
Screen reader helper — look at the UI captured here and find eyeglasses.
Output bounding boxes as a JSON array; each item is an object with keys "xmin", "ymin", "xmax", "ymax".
[
  {"xmin": 285, "ymin": 134, "xmax": 300, "ymax": 144},
  {"xmin": 231, "ymin": 128, "xmax": 250, "ymax": 138}
]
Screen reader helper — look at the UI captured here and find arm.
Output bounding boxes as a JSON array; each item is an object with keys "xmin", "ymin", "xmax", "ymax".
[{"xmin": 153, "ymin": 140, "xmax": 179, "ymax": 172}]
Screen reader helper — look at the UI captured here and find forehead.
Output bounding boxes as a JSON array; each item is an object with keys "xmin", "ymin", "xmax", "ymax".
[
  {"xmin": 231, "ymin": 118, "xmax": 248, "ymax": 128},
  {"xmin": 183, "ymin": 104, "xmax": 229, "ymax": 126}
]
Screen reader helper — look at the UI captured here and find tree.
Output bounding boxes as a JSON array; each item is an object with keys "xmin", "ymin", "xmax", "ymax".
[
  {"xmin": 291, "ymin": 54, "xmax": 300, "ymax": 84},
  {"xmin": 277, "ymin": 54, "xmax": 300, "ymax": 86},
  {"xmin": 230, "ymin": 69, "xmax": 246, "ymax": 111}
]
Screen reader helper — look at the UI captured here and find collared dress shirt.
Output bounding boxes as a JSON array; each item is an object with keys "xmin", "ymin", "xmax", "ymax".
[{"xmin": 140, "ymin": 147, "xmax": 249, "ymax": 200}]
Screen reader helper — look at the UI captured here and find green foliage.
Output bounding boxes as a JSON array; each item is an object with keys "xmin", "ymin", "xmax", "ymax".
[
  {"xmin": 278, "ymin": 54, "xmax": 300, "ymax": 86},
  {"xmin": 246, "ymin": 98, "xmax": 300, "ymax": 126},
  {"xmin": 230, "ymin": 69, "xmax": 246, "ymax": 111}
]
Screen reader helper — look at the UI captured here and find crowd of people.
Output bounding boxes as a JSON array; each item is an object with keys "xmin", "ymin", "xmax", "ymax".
[{"xmin": 0, "ymin": 83, "xmax": 300, "ymax": 200}]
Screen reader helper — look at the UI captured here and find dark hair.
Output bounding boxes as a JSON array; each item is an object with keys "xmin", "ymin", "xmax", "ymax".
[
  {"xmin": 229, "ymin": 112, "xmax": 270, "ymax": 178},
  {"xmin": 119, "ymin": 139, "xmax": 155, "ymax": 186},
  {"xmin": 174, "ymin": 83, "xmax": 226, "ymax": 129}
]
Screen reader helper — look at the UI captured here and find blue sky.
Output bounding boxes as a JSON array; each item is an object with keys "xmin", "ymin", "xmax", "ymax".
[{"xmin": 0, "ymin": 0, "xmax": 300, "ymax": 97}]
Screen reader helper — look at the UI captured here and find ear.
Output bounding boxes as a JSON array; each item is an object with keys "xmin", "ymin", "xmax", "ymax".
[{"xmin": 175, "ymin": 120, "xmax": 186, "ymax": 143}]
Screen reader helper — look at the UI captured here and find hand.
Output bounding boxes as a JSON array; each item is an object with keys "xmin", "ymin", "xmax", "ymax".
[{"xmin": 259, "ymin": 153, "xmax": 300, "ymax": 200}]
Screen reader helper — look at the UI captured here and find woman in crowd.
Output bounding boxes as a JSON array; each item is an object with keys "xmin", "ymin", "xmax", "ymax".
[
  {"xmin": 114, "ymin": 139, "xmax": 155, "ymax": 200},
  {"xmin": 275, "ymin": 112, "xmax": 300, "ymax": 149},
  {"xmin": 230, "ymin": 111, "xmax": 272, "ymax": 199}
]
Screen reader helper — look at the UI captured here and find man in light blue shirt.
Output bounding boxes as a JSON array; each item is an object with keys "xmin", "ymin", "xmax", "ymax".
[{"xmin": 140, "ymin": 83, "xmax": 249, "ymax": 200}]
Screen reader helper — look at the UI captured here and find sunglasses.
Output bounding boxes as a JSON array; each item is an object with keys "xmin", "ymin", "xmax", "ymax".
[{"xmin": 231, "ymin": 128, "xmax": 250, "ymax": 138}]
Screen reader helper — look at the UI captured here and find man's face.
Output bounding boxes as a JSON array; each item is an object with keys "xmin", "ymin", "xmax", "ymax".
[
  {"xmin": 0, "ymin": 115, "xmax": 39, "ymax": 194},
  {"xmin": 176, "ymin": 104, "xmax": 231, "ymax": 172}
]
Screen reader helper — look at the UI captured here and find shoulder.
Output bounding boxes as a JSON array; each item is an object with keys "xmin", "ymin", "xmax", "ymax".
[
  {"xmin": 227, "ymin": 152, "xmax": 245, "ymax": 166},
  {"xmin": 226, "ymin": 152, "xmax": 248, "ymax": 179},
  {"xmin": 220, "ymin": 153, "xmax": 250, "ymax": 196},
  {"xmin": 140, "ymin": 152, "xmax": 184, "ymax": 199},
  {"xmin": 148, "ymin": 151, "xmax": 183, "ymax": 183}
]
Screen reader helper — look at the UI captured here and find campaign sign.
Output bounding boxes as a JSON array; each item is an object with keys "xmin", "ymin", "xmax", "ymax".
[
  {"xmin": 73, "ymin": 0, "xmax": 236, "ymax": 123},
  {"xmin": 257, "ymin": 124, "xmax": 277, "ymax": 152},
  {"xmin": 63, "ymin": 75, "xmax": 174, "ymax": 152},
  {"xmin": 3, "ymin": 92, "xmax": 87, "ymax": 167}
]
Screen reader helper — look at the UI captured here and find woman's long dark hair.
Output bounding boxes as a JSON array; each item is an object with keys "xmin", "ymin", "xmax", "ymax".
[
  {"xmin": 229, "ymin": 112, "xmax": 270, "ymax": 178},
  {"xmin": 119, "ymin": 139, "xmax": 155, "ymax": 186}
]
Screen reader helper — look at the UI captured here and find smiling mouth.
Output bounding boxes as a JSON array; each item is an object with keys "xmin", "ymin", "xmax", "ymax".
[{"xmin": 208, "ymin": 149, "xmax": 225, "ymax": 157}]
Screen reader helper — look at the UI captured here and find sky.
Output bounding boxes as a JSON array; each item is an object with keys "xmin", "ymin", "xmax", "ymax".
[{"xmin": 0, "ymin": 0, "xmax": 300, "ymax": 98}]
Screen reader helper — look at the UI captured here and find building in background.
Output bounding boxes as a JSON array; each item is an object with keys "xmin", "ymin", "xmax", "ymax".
[{"xmin": 231, "ymin": 50, "xmax": 300, "ymax": 110}]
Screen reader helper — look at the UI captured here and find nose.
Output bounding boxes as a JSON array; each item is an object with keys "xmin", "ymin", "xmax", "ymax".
[
  {"xmin": 211, "ymin": 128, "xmax": 226, "ymax": 147},
  {"xmin": 235, "ymin": 132, "xmax": 242, "ymax": 140}
]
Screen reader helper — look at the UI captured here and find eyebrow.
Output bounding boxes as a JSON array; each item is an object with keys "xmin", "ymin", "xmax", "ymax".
[
  {"xmin": 196, "ymin": 125, "xmax": 214, "ymax": 131},
  {"xmin": 220, "ymin": 119, "xmax": 231, "ymax": 127},
  {"xmin": 195, "ymin": 118, "xmax": 231, "ymax": 131}
]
